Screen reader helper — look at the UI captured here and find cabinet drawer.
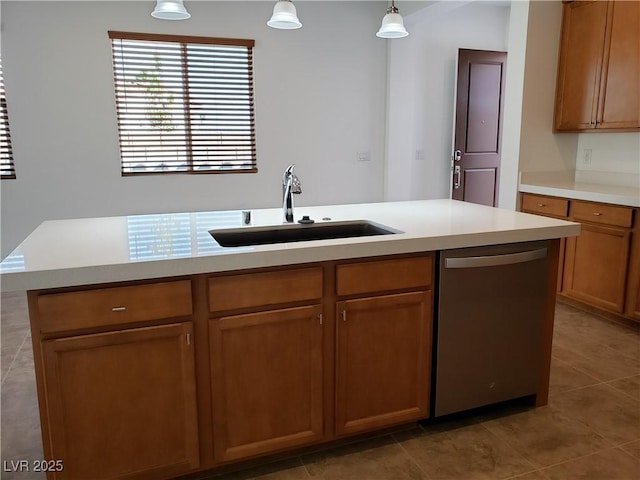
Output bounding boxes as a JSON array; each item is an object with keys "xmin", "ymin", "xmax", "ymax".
[
  {"xmin": 336, "ymin": 256, "xmax": 433, "ymax": 296},
  {"xmin": 209, "ymin": 267, "xmax": 323, "ymax": 312},
  {"xmin": 521, "ymin": 194, "xmax": 568, "ymax": 218},
  {"xmin": 37, "ymin": 280, "xmax": 192, "ymax": 334},
  {"xmin": 570, "ymin": 200, "xmax": 633, "ymax": 227}
]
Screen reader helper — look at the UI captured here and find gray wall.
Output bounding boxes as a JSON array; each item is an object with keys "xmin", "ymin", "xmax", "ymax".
[{"xmin": 1, "ymin": 1, "xmax": 388, "ymax": 257}]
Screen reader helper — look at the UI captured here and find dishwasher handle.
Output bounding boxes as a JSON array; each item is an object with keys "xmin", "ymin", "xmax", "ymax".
[{"xmin": 444, "ymin": 248, "xmax": 547, "ymax": 269}]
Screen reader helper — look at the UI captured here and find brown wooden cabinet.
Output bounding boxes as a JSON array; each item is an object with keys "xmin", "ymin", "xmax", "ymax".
[
  {"xmin": 563, "ymin": 199, "xmax": 633, "ymax": 313},
  {"xmin": 30, "ymin": 250, "xmax": 556, "ymax": 478},
  {"xmin": 334, "ymin": 256, "xmax": 433, "ymax": 436},
  {"xmin": 335, "ymin": 291, "xmax": 432, "ymax": 436},
  {"xmin": 207, "ymin": 267, "xmax": 325, "ymax": 463},
  {"xmin": 555, "ymin": 0, "xmax": 639, "ymax": 131},
  {"xmin": 625, "ymin": 225, "xmax": 640, "ymax": 320},
  {"xmin": 521, "ymin": 193, "xmax": 569, "ymax": 291},
  {"xmin": 209, "ymin": 305, "xmax": 324, "ymax": 462},
  {"xmin": 41, "ymin": 323, "xmax": 199, "ymax": 480},
  {"xmin": 563, "ymin": 222, "xmax": 630, "ymax": 312},
  {"xmin": 521, "ymin": 193, "xmax": 638, "ymax": 321}
]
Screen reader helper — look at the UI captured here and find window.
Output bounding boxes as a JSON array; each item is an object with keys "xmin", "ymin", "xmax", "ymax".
[
  {"xmin": 0, "ymin": 58, "xmax": 16, "ymax": 179},
  {"xmin": 109, "ymin": 32, "xmax": 256, "ymax": 175}
]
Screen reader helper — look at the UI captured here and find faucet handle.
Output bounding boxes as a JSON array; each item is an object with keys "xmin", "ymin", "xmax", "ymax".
[{"xmin": 291, "ymin": 174, "xmax": 302, "ymax": 194}]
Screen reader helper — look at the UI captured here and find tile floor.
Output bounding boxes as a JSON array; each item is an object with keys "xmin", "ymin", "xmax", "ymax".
[{"xmin": 1, "ymin": 292, "xmax": 638, "ymax": 480}]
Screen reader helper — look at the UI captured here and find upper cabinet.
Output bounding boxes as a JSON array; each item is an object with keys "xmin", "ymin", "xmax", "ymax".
[{"xmin": 554, "ymin": 0, "xmax": 639, "ymax": 132}]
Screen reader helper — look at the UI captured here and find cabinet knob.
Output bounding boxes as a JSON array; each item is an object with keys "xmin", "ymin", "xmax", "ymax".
[
  {"xmin": 593, "ymin": 212, "xmax": 602, "ymax": 216},
  {"xmin": 537, "ymin": 203, "xmax": 545, "ymax": 207}
]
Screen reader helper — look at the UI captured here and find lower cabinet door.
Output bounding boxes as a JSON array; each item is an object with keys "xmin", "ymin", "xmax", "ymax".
[
  {"xmin": 335, "ymin": 291, "xmax": 432, "ymax": 436},
  {"xmin": 625, "ymin": 230, "xmax": 640, "ymax": 321},
  {"xmin": 563, "ymin": 223, "xmax": 630, "ymax": 312},
  {"xmin": 210, "ymin": 305, "xmax": 324, "ymax": 462},
  {"xmin": 42, "ymin": 323, "xmax": 199, "ymax": 480}
]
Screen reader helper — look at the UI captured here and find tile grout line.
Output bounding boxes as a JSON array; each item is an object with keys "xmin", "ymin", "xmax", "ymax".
[
  {"xmin": 391, "ymin": 432, "xmax": 434, "ymax": 480},
  {"xmin": 616, "ymin": 443, "xmax": 640, "ymax": 462},
  {"xmin": 295, "ymin": 455, "xmax": 313, "ymax": 479},
  {"xmin": 551, "ymin": 346, "xmax": 638, "ymax": 386},
  {"xmin": 475, "ymin": 420, "xmax": 541, "ymax": 477},
  {"xmin": 549, "ymin": 378, "xmax": 613, "ymax": 398},
  {"xmin": 530, "ymin": 443, "xmax": 638, "ymax": 475},
  {"xmin": 602, "ymin": 377, "xmax": 640, "ymax": 404},
  {"xmin": 1, "ymin": 329, "xmax": 29, "ymax": 388}
]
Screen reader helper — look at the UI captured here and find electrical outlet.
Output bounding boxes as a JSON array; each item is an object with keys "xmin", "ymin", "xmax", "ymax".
[
  {"xmin": 583, "ymin": 148, "xmax": 592, "ymax": 166},
  {"xmin": 357, "ymin": 151, "xmax": 370, "ymax": 162},
  {"xmin": 415, "ymin": 149, "xmax": 425, "ymax": 161}
]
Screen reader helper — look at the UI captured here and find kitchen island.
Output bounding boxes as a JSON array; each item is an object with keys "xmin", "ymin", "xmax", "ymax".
[{"xmin": 0, "ymin": 200, "xmax": 579, "ymax": 480}]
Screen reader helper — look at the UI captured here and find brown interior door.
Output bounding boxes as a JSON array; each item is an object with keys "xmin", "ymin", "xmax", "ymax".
[{"xmin": 452, "ymin": 49, "xmax": 507, "ymax": 207}]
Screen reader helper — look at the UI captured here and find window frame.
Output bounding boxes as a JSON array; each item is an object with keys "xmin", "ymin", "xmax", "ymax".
[{"xmin": 109, "ymin": 31, "xmax": 257, "ymax": 176}]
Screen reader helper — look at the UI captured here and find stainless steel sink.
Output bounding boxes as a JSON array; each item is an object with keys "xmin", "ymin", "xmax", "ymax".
[{"xmin": 210, "ymin": 220, "xmax": 400, "ymax": 247}]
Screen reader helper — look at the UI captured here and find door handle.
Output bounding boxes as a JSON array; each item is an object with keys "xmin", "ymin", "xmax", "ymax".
[
  {"xmin": 453, "ymin": 150, "xmax": 462, "ymax": 162},
  {"xmin": 453, "ymin": 165, "xmax": 461, "ymax": 189},
  {"xmin": 444, "ymin": 248, "xmax": 548, "ymax": 269}
]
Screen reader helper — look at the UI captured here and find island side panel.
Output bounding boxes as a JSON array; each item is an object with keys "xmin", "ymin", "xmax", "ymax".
[
  {"xmin": 26, "ymin": 291, "xmax": 56, "ymax": 477},
  {"xmin": 536, "ymin": 238, "xmax": 561, "ymax": 406}
]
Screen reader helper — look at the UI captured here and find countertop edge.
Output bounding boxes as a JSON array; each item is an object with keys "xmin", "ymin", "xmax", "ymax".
[
  {"xmin": 1, "ymin": 223, "xmax": 580, "ymax": 292},
  {"xmin": 519, "ymin": 184, "xmax": 640, "ymax": 207}
]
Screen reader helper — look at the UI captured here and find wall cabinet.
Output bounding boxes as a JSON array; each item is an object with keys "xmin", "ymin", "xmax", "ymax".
[
  {"xmin": 554, "ymin": 0, "xmax": 639, "ymax": 131},
  {"xmin": 522, "ymin": 193, "xmax": 637, "ymax": 321},
  {"xmin": 41, "ymin": 323, "xmax": 199, "ymax": 480}
]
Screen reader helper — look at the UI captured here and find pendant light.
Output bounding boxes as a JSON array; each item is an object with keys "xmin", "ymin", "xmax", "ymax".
[
  {"xmin": 267, "ymin": 0, "xmax": 302, "ymax": 30},
  {"xmin": 376, "ymin": 0, "xmax": 408, "ymax": 38},
  {"xmin": 151, "ymin": 0, "xmax": 191, "ymax": 20}
]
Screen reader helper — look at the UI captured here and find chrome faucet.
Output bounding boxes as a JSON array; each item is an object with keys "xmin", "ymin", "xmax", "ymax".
[{"xmin": 282, "ymin": 164, "xmax": 302, "ymax": 223}]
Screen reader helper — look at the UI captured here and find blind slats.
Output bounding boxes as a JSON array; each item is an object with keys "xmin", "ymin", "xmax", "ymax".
[
  {"xmin": 0, "ymin": 59, "xmax": 16, "ymax": 179},
  {"xmin": 110, "ymin": 32, "xmax": 256, "ymax": 175}
]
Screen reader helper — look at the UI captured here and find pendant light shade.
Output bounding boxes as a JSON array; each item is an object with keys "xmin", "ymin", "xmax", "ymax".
[
  {"xmin": 151, "ymin": 0, "xmax": 191, "ymax": 20},
  {"xmin": 268, "ymin": 0, "xmax": 302, "ymax": 30},
  {"xmin": 377, "ymin": 1, "xmax": 408, "ymax": 38}
]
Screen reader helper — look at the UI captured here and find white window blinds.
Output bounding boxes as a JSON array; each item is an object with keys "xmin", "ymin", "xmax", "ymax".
[
  {"xmin": 0, "ymin": 59, "xmax": 16, "ymax": 179},
  {"xmin": 109, "ymin": 32, "xmax": 256, "ymax": 175}
]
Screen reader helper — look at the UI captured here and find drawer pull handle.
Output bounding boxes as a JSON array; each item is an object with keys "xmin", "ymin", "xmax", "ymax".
[
  {"xmin": 111, "ymin": 306, "xmax": 127, "ymax": 312},
  {"xmin": 537, "ymin": 203, "xmax": 545, "ymax": 207},
  {"xmin": 593, "ymin": 212, "xmax": 602, "ymax": 216}
]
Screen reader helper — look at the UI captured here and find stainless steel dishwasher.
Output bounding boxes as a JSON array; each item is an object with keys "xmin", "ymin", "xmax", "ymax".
[{"xmin": 434, "ymin": 240, "xmax": 551, "ymax": 417}]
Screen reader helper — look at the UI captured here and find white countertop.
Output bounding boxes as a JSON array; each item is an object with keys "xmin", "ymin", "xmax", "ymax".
[
  {"xmin": 0, "ymin": 200, "xmax": 580, "ymax": 292},
  {"xmin": 519, "ymin": 171, "xmax": 640, "ymax": 207}
]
